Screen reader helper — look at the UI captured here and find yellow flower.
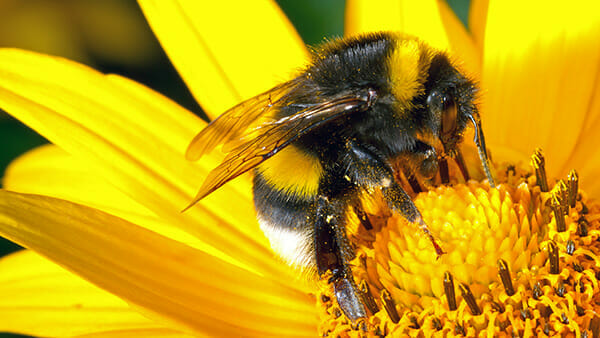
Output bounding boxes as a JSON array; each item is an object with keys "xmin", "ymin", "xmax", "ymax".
[{"xmin": 0, "ymin": 1, "xmax": 598, "ymax": 337}]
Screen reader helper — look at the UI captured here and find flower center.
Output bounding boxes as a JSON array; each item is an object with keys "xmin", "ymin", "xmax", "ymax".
[{"xmin": 317, "ymin": 150, "xmax": 600, "ymax": 337}]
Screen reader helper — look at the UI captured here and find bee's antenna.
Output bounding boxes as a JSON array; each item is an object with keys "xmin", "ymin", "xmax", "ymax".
[{"xmin": 468, "ymin": 114, "xmax": 495, "ymax": 187}]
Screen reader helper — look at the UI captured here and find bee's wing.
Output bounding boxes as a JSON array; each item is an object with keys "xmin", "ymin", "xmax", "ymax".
[
  {"xmin": 184, "ymin": 88, "xmax": 376, "ymax": 210},
  {"xmin": 185, "ymin": 81, "xmax": 295, "ymax": 161}
]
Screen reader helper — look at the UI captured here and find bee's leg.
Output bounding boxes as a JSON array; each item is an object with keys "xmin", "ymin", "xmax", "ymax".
[
  {"xmin": 408, "ymin": 140, "xmax": 439, "ymax": 180},
  {"xmin": 380, "ymin": 180, "xmax": 444, "ymax": 256},
  {"xmin": 402, "ymin": 168, "xmax": 424, "ymax": 193},
  {"xmin": 397, "ymin": 140, "xmax": 438, "ymax": 188},
  {"xmin": 438, "ymin": 157, "xmax": 450, "ymax": 184},
  {"xmin": 453, "ymin": 148, "xmax": 470, "ymax": 182},
  {"xmin": 347, "ymin": 140, "xmax": 444, "ymax": 256},
  {"xmin": 352, "ymin": 202, "xmax": 373, "ymax": 230},
  {"xmin": 440, "ymin": 148, "xmax": 470, "ymax": 183},
  {"xmin": 314, "ymin": 196, "xmax": 366, "ymax": 322}
]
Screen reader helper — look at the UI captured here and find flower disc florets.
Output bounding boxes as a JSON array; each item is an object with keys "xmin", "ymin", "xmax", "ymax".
[{"xmin": 319, "ymin": 151, "xmax": 600, "ymax": 337}]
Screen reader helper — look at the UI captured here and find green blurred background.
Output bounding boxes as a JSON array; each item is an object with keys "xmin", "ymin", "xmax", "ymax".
[{"xmin": 0, "ymin": 1, "xmax": 468, "ymax": 336}]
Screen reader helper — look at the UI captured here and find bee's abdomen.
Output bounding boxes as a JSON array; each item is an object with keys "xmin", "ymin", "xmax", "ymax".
[
  {"xmin": 255, "ymin": 145, "xmax": 323, "ymax": 198},
  {"xmin": 253, "ymin": 168, "xmax": 319, "ymax": 276}
]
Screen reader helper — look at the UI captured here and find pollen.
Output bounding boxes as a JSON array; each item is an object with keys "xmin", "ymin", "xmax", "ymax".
[{"xmin": 317, "ymin": 149, "xmax": 600, "ymax": 337}]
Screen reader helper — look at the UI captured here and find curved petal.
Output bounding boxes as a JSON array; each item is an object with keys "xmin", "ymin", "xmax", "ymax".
[
  {"xmin": 344, "ymin": 0, "xmax": 403, "ymax": 36},
  {"xmin": 437, "ymin": 1, "xmax": 481, "ymax": 77},
  {"xmin": 0, "ymin": 191, "xmax": 318, "ymax": 337},
  {"xmin": 4, "ymin": 144, "xmax": 154, "ymax": 217},
  {"xmin": 345, "ymin": 0, "xmax": 449, "ymax": 50},
  {"xmin": 2, "ymin": 145, "xmax": 251, "ymax": 265},
  {"xmin": 0, "ymin": 49, "xmax": 290, "ymax": 278},
  {"xmin": 345, "ymin": 0, "xmax": 480, "ymax": 76},
  {"xmin": 137, "ymin": 0, "xmax": 308, "ymax": 119},
  {"xmin": 481, "ymin": 1, "xmax": 600, "ymax": 179},
  {"xmin": 0, "ymin": 250, "xmax": 166, "ymax": 337},
  {"xmin": 468, "ymin": 0, "xmax": 489, "ymax": 52},
  {"xmin": 564, "ymin": 71, "xmax": 600, "ymax": 197},
  {"xmin": 75, "ymin": 329, "xmax": 197, "ymax": 338}
]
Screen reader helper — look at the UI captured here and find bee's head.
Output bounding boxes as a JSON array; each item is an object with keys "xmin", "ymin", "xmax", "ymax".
[
  {"xmin": 423, "ymin": 54, "xmax": 475, "ymax": 153},
  {"xmin": 424, "ymin": 54, "xmax": 495, "ymax": 186}
]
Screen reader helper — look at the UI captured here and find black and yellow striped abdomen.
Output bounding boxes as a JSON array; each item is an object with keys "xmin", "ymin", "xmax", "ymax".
[{"xmin": 252, "ymin": 144, "xmax": 324, "ymax": 275}]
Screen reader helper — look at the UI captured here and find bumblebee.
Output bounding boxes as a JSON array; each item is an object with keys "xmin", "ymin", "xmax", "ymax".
[{"xmin": 185, "ymin": 32, "xmax": 495, "ymax": 322}]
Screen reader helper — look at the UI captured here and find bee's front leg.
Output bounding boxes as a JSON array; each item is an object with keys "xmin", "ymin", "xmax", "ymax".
[
  {"xmin": 346, "ymin": 140, "xmax": 444, "ymax": 257},
  {"xmin": 397, "ymin": 140, "xmax": 438, "ymax": 192},
  {"xmin": 405, "ymin": 140, "xmax": 439, "ymax": 180},
  {"xmin": 314, "ymin": 195, "xmax": 367, "ymax": 322}
]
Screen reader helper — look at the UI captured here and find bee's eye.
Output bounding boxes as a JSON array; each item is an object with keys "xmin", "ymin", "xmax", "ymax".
[
  {"xmin": 440, "ymin": 94, "xmax": 457, "ymax": 139},
  {"xmin": 426, "ymin": 91, "xmax": 458, "ymax": 141}
]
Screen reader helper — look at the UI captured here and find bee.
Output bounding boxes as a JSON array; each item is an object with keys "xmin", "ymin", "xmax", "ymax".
[{"xmin": 185, "ymin": 32, "xmax": 495, "ymax": 322}]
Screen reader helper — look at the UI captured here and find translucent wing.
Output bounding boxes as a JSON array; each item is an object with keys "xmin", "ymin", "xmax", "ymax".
[
  {"xmin": 184, "ymin": 88, "xmax": 376, "ymax": 210},
  {"xmin": 185, "ymin": 81, "xmax": 295, "ymax": 161}
]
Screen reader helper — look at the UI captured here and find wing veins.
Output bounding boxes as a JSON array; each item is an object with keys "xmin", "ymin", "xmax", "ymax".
[
  {"xmin": 185, "ymin": 81, "xmax": 294, "ymax": 160},
  {"xmin": 184, "ymin": 88, "xmax": 376, "ymax": 209}
]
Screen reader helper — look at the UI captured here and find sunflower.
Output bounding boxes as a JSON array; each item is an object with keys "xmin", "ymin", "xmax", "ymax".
[{"xmin": 0, "ymin": 0, "xmax": 599, "ymax": 337}]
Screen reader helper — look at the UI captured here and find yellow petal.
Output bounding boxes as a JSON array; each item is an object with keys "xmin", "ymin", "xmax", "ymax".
[
  {"xmin": 0, "ymin": 250, "xmax": 172, "ymax": 337},
  {"xmin": 345, "ymin": 0, "xmax": 479, "ymax": 76},
  {"xmin": 75, "ymin": 328, "xmax": 196, "ymax": 338},
  {"xmin": 0, "ymin": 48, "xmax": 203, "ymax": 213},
  {"xmin": 468, "ymin": 0, "xmax": 489, "ymax": 52},
  {"xmin": 2, "ymin": 145, "xmax": 249, "ymax": 264},
  {"xmin": 4, "ymin": 144, "xmax": 154, "ymax": 217},
  {"xmin": 0, "ymin": 191, "xmax": 317, "ymax": 336},
  {"xmin": 0, "ymin": 49, "xmax": 289, "ymax": 278},
  {"xmin": 345, "ymin": 0, "xmax": 450, "ymax": 50},
  {"xmin": 137, "ymin": 0, "xmax": 308, "ymax": 119},
  {"xmin": 563, "ymin": 61, "xmax": 600, "ymax": 198},
  {"xmin": 481, "ymin": 1, "xmax": 600, "ymax": 178},
  {"xmin": 344, "ymin": 0, "xmax": 403, "ymax": 36},
  {"xmin": 437, "ymin": 0, "xmax": 481, "ymax": 77}
]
